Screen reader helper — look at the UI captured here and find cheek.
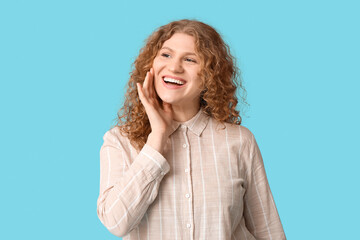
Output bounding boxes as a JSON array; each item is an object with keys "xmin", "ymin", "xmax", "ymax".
[
  {"xmin": 153, "ymin": 75, "xmax": 163, "ymax": 95},
  {"xmin": 152, "ymin": 57, "xmax": 163, "ymax": 71},
  {"xmin": 193, "ymin": 73, "xmax": 203, "ymax": 89},
  {"xmin": 154, "ymin": 77, "xmax": 161, "ymax": 91},
  {"xmin": 152, "ymin": 59, "xmax": 165, "ymax": 89}
]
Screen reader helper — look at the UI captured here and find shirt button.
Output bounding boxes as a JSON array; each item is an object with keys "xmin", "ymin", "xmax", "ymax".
[
  {"xmin": 181, "ymin": 125, "xmax": 186, "ymax": 129},
  {"xmin": 185, "ymin": 168, "xmax": 189, "ymax": 173},
  {"xmin": 161, "ymin": 172, "xmax": 165, "ymax": 175},
  {"xmin": 186, "ymin": 223, "xmax": 191, "ymax": 228},
  {"xmin": 183, "ymin": 144, "xmax": 187, "ymax": 148},
  {"xmin": 185, "ymin": 193, "xmax": 190, "ymax": 198}
]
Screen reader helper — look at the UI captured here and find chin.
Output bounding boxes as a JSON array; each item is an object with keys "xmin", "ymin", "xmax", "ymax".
[
  {"xmin": 155, "ymin": 90, "xmax": 170, "ymax": 101},
  {"xmin": 158, "ymin": 96, "xmax": 178, "ymax": 105}
]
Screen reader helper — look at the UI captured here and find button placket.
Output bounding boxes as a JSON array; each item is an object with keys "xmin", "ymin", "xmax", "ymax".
[{"xmin": 182, "ymin": 127, "xmax": 194, "ymax": 239}]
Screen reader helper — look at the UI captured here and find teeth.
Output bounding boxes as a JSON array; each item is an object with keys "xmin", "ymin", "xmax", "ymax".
[{"xmin": 163, "ymin": 77, "xmax": 185, "ymax": 85}]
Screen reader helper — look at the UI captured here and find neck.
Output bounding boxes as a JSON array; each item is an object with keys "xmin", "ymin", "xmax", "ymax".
[{"xmin": 171, "ymin": 103, "xmax": 200, "ymax": 122}]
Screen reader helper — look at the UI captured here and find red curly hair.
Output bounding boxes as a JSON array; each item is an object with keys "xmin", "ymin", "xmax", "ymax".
[{"xmin": 115, "ymin": 19, "xmax": 247, "ymax": 150}]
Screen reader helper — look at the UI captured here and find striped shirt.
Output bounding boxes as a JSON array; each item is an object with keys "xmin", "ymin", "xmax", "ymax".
[{"xmin": 97, "ymin": 108, "xmax": 286, "ymax": 239}]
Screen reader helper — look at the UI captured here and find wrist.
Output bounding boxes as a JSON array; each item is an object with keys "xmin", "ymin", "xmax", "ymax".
[{"xmin": 147, "ymin": 132, "xmax": 167, "ymax": 154}]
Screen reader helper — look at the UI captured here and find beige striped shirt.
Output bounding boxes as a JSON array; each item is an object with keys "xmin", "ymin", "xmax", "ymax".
[{"xmin": 97, "ymin": 108, "xmax": 286, "ymax": 239}]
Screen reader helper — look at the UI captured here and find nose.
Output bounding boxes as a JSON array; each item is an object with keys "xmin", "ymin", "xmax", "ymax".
[{"xmin": 168, "ymin": 58, "xmax": 184, "ymax": 73}]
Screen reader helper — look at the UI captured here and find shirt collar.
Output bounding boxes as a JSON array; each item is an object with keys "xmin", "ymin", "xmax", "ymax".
[{"xmin": 170, "ymin": 107, "xmax": 210, "ymax": 137}]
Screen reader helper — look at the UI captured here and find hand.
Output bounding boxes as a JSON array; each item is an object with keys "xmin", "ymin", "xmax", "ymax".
[{"xmin": 137, "ymin": 68, "xmax": 173, "ymax": 153}]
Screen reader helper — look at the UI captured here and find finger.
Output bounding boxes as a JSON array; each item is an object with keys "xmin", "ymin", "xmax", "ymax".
[
  {"xmin": 148, "ymin": 68, "xmax": 155, "ymax": 98},
  {"xmin": 143, "ymin": 69, "xmax": 154, "ymax": 99},
  {"xmin": 138, "ymin": 81, "xmax": 159, "ymax": 109},
  {"xmin": 142, "ymin": 71, "xmax": 150, "ymax": 97},
  {"xmin": 137, "ymin": 83, "xmax": 150, "ymax": 107}
]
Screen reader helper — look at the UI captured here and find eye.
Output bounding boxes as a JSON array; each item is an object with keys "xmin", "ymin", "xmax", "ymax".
[
  {"xmin": 185, "ymin": 58, "xmax": 197, "ymax": 63},
  {"xmin": 161, "ymin": 53, "xmax": 170, "ymax": 58}
]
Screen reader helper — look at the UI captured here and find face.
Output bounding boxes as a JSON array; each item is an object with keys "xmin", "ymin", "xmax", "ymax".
[{"xmin": 152, "ymin": 33, "xmax": 203, "ymax": 109}]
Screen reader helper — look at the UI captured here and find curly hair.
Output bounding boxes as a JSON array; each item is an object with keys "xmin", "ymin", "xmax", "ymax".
[{"xmin": 115, "ymin": 19, "xmax": 247, "ymax": 151}]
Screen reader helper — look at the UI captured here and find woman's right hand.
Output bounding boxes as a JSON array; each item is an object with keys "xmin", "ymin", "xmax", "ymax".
[{"xmin": 136, "ymin": 68, "xmax": 173, "ymax": 154}]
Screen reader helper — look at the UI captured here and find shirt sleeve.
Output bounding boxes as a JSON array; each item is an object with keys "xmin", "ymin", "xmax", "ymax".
[
  {"xmin": 96, "ymin": 128, "xmax": 170, "ymax": 237},
  {"xmin": 243, "ymin": 132, "xmax": 286, "ymax": 240}
]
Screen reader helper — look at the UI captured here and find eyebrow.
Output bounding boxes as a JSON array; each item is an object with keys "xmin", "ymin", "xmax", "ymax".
[{"xmin": 160, "ymin": 47, "xmax": 197, "ymax": 56}]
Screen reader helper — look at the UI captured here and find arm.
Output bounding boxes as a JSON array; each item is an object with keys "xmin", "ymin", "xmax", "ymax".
[
  {"xmin": 97, "ymin": 67, "xmax": 173, "ymax": 237},
  {"xmin": 243, "ymin": 133, "xmax": 286, "ymax": 240},
  {"xmin": 97, "ymin": 129, "xmax": 170, "ymax": 237}
]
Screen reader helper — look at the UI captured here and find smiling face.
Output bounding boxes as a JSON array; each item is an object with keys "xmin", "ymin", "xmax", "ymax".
[{"xmin": 152, "ymin": 33, "xmax": 203, "ymax": 110}]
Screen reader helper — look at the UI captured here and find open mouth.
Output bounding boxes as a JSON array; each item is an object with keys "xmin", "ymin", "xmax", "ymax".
[{"xmin": 162, "ymin": 77, "xmax": 186, "ymax": 86}]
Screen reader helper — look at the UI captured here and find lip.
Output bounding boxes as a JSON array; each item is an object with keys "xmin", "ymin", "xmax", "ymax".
[
  {"xmin": 161, "ymin": 75, "xmax": 187, "ymax": 89},
  {"xmin": 162, "ymin": 75, "xmax": 187, "ymax": 83}
]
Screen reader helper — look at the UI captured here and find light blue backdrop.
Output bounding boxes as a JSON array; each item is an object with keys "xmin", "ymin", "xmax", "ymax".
[{"xmin": 1, "ymin": 0, "xmax": 359, "ymax": 239}]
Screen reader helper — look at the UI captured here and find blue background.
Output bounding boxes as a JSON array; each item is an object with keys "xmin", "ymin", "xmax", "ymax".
[{"xmin": 1, "ymin": 0, "xmax": 359, "ymax": 239}]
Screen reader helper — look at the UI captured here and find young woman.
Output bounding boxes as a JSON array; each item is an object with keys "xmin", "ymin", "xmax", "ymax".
[{"xmin": 97, "ymin": 19, "xmax": 286, "ymax": 240}]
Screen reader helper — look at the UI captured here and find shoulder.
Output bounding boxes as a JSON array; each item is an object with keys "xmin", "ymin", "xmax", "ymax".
[
  {"xmin": 102, "ymin": 126, "xmax": 120, "ymax": 142},
  {"xmin": 217, "ymin": 120, "xmax": 255, "ymax": 142},
  {"xmin": 238, "ymin": 125, "xmax": 255, "ymax": 143},
  {"xmin": 208, "ymin": 117, "xmax": 255, "ymax": 147},
  {"xmin": 102, "ymin": 126, "xmax": 132, "ymax": 150}
]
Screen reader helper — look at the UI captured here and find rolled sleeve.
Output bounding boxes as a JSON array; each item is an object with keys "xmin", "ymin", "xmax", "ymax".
[{"xmin": 138, "ymin": 143, "xmax": 170, "ymax": 179}]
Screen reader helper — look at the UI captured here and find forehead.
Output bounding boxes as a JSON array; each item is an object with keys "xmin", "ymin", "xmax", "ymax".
[{"xmin": 161, "ymin": 33, "xmax": 197, "ymax": 53}]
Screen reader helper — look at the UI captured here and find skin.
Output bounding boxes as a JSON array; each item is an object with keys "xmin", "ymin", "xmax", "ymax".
[{"xmin": 136, "ymin": 33, "xmax": 203, "ymax": 154}]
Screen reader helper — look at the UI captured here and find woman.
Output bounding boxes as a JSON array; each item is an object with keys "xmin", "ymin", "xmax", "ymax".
[{"xmin": 97, "ymin": 19, "xmax": 286, "ymax": 239}]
